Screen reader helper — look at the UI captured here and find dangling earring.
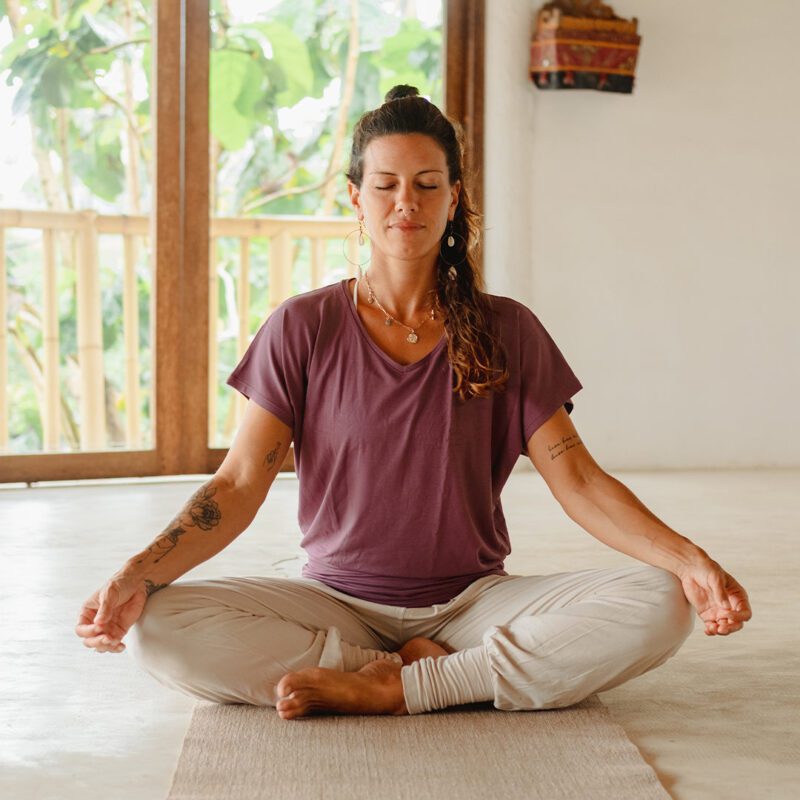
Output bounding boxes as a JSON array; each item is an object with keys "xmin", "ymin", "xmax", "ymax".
[
  {"xmin": 440, "ymin": 220, "xmax": 467, "ymax": 278},
  {"xmin": 343, "ymin": 217, "xmax": 371, "ymax": 274}
]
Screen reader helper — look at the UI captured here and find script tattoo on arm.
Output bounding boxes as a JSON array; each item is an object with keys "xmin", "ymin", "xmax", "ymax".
[
  {"xmin": 263, "ymin": 440, "xmax": 282, "ymax": 469},
  {"xmin": 547, "ymin": 434, "xmax": 584, "ymax": 461},
  {"xmin": 133, "ymin": 481, "xmax": 222, "ymax": 566}
]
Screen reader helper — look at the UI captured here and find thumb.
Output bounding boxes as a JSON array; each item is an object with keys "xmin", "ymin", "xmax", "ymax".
[
  {"xmin": 95, "ymin": 583, "xmax": 118, "ymax": 624},
  {"xmin": 712, "ymin": 571, "xmax": 730, "ymax": 610}
]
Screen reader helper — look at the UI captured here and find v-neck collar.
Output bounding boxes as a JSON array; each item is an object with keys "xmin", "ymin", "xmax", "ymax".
[{"xmin": 339, "ymin": 278, "xmax": 447, "ymax": 373}]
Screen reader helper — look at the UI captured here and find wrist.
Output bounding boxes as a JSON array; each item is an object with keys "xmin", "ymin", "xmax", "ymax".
[
  {"xmin": 116, "ymin": 556, "xmax": 152, "ymax": 587},
  {"xmin": 676, "ymin": 544, "xmax": 714, "ymax": 579}
]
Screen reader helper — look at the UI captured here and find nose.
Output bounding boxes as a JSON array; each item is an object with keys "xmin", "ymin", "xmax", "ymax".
[{"xmin": 394, "ymin": 184, "xmax": 419, "ymax": 215}]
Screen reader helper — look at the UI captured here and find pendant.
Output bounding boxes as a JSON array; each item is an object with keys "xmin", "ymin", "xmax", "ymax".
[{"xmin": 407, "ymin": 332, "xmax": 418, "ymax": 344}]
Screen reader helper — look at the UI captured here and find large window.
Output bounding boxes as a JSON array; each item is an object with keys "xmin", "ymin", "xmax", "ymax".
[
  {"xmin": 0, "ymin": 0, "xmax": 156, "ymax": 458},
  {"xmin": 0, "ymin": 0, "xmax": 484, "ymax": 482}
]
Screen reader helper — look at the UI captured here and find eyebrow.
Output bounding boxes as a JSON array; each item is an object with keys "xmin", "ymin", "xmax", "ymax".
[{"xmin": 368, "ymin": 170, "xmax": 444, "ymax": 176}]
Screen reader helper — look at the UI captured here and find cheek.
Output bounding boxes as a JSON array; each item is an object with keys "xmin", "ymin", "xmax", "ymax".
[{"xmin": 363, "ymin": 199, "xmax": 391, "ymax": 228}]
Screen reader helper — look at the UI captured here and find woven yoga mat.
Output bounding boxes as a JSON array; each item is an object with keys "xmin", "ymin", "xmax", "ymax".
[{"xmin": 166, "ymin": 695, "xmax": 671, "ymax": 800}]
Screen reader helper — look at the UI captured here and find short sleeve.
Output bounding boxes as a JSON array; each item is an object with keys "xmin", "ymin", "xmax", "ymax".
[
  {"xmin": 518, "ymin": 307, "xmax": 583, "ymax": 454},
  {"xmin": 226, "ymin": 303, "xmax": 306, "ymax": 431}
]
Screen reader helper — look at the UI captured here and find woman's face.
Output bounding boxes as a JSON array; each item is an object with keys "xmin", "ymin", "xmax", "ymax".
[{"xmin": 348, "ymin": 133, "xmax": 461, "ymax": 266}]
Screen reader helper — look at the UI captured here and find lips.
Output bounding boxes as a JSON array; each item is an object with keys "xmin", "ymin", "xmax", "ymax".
[{"xmin": 391, "ymin": 223, "xmax": 424, "ymax": 230}]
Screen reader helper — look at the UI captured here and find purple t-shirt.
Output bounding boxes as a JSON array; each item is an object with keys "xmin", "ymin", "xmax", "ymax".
[{"xmin": 227, "ymin": 278, "xmax": 582, "ymax": 607}]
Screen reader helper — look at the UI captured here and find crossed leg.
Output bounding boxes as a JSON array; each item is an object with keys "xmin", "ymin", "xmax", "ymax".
[
  {"xmin": 128, "ymin": 566, "xmax": 693, "ymax": 717},
  {"xmin": 275, "ymin": 565, "xmax": 695, "ymax": 718},
  {"xmin": 274, "ymin": 637, "xmax": 450, "ymax": 718}
]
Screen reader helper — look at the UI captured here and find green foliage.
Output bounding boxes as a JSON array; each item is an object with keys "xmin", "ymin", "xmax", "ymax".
[
  {"xmin": 72, "ymin": 134, "xmax": 125, "ymax": 201},
  {"xmin": 1, "ymin": 0, "xmax": 443, "ymax": 453},
  {"xmin": 210, "ymin": 49, "xmax": 261, "ymax": 151}
]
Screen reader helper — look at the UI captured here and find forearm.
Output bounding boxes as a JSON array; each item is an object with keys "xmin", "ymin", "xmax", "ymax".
[
  {"xmin": 561, "ymin": 471, "xmax": 711, "ymax": 577},
  {"xmin": 117, "ymin": 477, "xmax": 261, "ymax": 595}
]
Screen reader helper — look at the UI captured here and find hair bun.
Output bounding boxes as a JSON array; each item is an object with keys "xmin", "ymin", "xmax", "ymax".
[{"xmin": 384, "ymin": 84, "xmax": 420, "ymax": 102}]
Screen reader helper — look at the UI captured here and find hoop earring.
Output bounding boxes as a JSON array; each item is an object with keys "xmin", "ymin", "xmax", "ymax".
[
  {"xmin": 439, "ymin": 221, "xmax": 467, "ymax": 269},
  {"xmin": 342, "ymin": 220, "xmax": 370, "ymax": 270}
]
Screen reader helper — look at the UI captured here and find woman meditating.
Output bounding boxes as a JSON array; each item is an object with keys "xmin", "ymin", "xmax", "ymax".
[{"xmin": 75, "ymin": 85, "xmax": 752, "ymax": 719}]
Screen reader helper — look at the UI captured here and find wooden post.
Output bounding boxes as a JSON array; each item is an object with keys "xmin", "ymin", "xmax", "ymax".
[
  {"xmin": 123, "ymin": 233, "xmax": 141, "ymax": 447},
  {"xmin": 270, "ymin": 229, "xmax": 292, "ymax": 311},
  {"xmin": 347, "ymin": 227, "xmax": 360, "ymax": 277},
  {"xmin": 311, "ymin": 237, "xmax": 325, "ymax": 288},
  {"xmin": 76, "ymin": 211, "xmax": 106, "ymax": 450},
  {"xmin": 207, "ymin": 236, "xmax": 218, "ymax": 447},
  {"xmin": 42, "ymin": 228, "xmax": 60, "ymax": 450},
  {"xmin": 445, "ymin": 0, "xmax": 485, "ymax": 277},
  {"xmin": 0, "ymin": 227, "xmax": 7, "ymax": 450},
  {"xmin": 235, "ymin": 236, "xmax": 250, "ymax": 425}
]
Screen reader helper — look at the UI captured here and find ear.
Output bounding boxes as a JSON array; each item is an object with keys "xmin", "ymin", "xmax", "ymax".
[
  {"xmin": 449, "ymin": 179, "xmax": 461, "ymax": 220},
  {"xmin": 347, "ymin": 180, "xmax": 362, "ymax": 218}
]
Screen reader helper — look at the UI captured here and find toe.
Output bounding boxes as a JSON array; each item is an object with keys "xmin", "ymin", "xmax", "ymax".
[{"xmin": 276, "ymin": 673, "xmax": 295, "ymax": 701}]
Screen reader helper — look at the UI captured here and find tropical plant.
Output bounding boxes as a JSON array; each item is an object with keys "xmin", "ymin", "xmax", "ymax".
[{"xmin": 0, "ymin": 0, "xmax": 442, "ymax": 453}]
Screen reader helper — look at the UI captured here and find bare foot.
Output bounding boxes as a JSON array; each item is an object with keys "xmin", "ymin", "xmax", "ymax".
[
  {"xmin": 275, "ymin": 637, "xmax": 452, "ymax": 720},
  {"xmin": 275, "ymin": 659, "xmax": 406, "ymax": 720},
  {"xmin": 397, "ymin": 636, "xmax": 451, "ymax": 664}
]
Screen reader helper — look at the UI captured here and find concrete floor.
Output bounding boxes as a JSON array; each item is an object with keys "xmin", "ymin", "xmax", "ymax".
[{"xmin": 1, "ymin": 467, "xmax": 798, "ymax": 799}]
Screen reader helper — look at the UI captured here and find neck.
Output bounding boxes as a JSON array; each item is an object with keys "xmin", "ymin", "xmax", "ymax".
[{"xmin": 361, "ymin": 265, "xmax": 438, "ymax": 322}]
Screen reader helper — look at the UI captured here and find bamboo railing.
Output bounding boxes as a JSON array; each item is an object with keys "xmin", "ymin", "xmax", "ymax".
[{"xmin": 0, "ymin": 208, "xmax": 361, "ymax": 455}]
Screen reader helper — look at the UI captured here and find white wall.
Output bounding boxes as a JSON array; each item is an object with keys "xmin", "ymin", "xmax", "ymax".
[{"xmin": 485, "ymin": 0, "xmax": 800, "ymax": 469}]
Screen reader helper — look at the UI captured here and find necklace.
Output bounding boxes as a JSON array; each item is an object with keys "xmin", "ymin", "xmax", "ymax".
[{"xmin": 361, "ymin": 271, "xmax": 437, "ymax": 344}]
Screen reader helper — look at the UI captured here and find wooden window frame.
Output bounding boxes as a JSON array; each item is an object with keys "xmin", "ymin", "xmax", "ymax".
[{"xmin": 0, "ymin": 0, "xmax": 484, "ymax": 483}]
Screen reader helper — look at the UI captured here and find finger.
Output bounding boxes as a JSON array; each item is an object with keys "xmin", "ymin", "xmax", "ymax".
[
  {"xmin": 82, "ymin": 634, "xmax": 125, "ymax": 652},
  {"xmin": 82, "ymin": 634, "xmax": 117, "ymax": 648},
  {"xmin": 95, "ymin": 585, "xmax": 118, "ymax": 625},
  {"xmin": 711, "ymin": 620, "xmax": 743, "ymax": 636},
  {"xmin": 718, "ymin": 610, "xmax": 749, "ymax": 623},
  {"xmin": 77, "ymin": 608, "xmax": 98, "ymax": 626},
  {"xmin": 725, "ymin": 623, "xmax": 743, "ymax": 634},
  {"xmin": 90, "ymin": 619, "xmax": 127, "ymax": 639},
  {"xmin": 711, "ymin": 573, "xmax": 731, "ymax": 610},
  {"xmin": 76, "ymin": 622, "xmax": 127, "ymax": 640}
]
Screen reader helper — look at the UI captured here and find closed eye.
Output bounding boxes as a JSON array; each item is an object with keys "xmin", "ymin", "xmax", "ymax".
[{"xmin": 375, "ymin": 185, "xmax": 438, "ymax": 190}]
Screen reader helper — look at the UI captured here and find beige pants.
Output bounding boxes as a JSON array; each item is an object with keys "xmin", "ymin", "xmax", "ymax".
[{"xmin": 127, "ymin": 564, "xmax": 695, "ymax": 713}]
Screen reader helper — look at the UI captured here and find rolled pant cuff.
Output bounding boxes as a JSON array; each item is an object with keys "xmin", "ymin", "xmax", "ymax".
[{"xmin": 400, "ymin": 645, "xmax": 494, "ymax": 714}]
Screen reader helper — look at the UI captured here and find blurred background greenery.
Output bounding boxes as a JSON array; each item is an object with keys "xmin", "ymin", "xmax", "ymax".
[{"xmin": 0, "ymin": 0, "xmax": 442, "ymax": 454}]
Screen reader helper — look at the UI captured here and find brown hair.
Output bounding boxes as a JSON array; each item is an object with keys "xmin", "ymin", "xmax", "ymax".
[{"xmin": 345, "ymin": 84, "xmax": 509, "ymax": 403}]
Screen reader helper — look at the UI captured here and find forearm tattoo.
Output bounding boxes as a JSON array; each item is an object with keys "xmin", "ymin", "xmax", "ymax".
[
  {"xmin": 263, "ymin": 440, "xmax": 282, "ymax": 469},
  {"xmin": 134, "ymin": 482, "xmax": 222, "ymax": 566},
  {"xmin": 548, "ymin": 434, "xmax": 584, "ymax": 461},
  {"xmin": 144, "ymin": 579, "xmax": 170, "ymax": 597}
]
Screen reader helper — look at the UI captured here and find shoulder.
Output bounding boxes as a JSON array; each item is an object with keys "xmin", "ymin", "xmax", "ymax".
[
  {"xmin": 276, "ymin": 280, "xmax": 343, "ymax": 318},
  {"xmin": 481, "ymin": 291, "xmax": 546, "ymax": 339},
  {"xmin": 265, "ymin": 280, "xmax": 345, "ymax": 333}
]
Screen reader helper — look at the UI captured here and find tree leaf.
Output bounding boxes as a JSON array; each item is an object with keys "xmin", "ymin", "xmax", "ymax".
[
  {"xmin": 81, "ymin": 13, "xmax": 127, "ymax": 48},
  {"xmin": 253, "ymin": 21, "xmax": 313, "ymax": 107},
  {"xmin": 64, "ymin": 0, "xmax": 106, "ymax": 33},
  {"xmin": 38, "ymin": 59, "xmax": 74, "ymax": 108},
  {"xmin": 210, "ymin": 49, "xmax": 257, "ymax": 151},
  {"xmin": 72, "ymin": 138, "xmax": 125, "ymax": 201}
]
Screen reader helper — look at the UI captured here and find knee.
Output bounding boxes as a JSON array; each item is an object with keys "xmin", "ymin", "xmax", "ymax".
[
  {"xmin": 127, "ymin": 583, "xmax": 200, "ymax": 679},
  {"xmin": 637, "ymin": 566, "xmax": 695, "ymax": 649}
]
